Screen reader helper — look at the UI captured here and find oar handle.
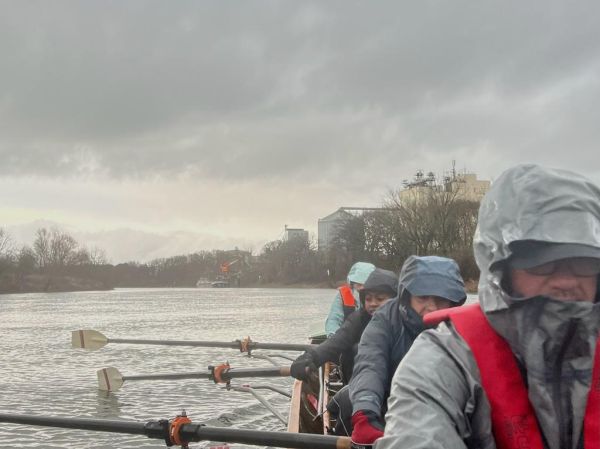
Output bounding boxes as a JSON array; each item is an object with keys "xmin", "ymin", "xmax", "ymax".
[
  {"xmin": 220, "ymin": 366, "xmax": 291, "ymax": 381},
  {"xmin": 251, "ymin": 342, "xmax": 315, "ymax": 352}
]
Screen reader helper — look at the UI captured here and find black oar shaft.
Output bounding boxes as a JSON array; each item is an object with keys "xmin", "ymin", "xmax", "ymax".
[
  {"xmin": 0, "ymin": 414, "xmax": 350, "ymax": 449},
  {"xmin": 122, "ymin": 366, "xmax": 290, "ymax": 382},
  {"xmin": 179, "ymin": 424, "xmax": 350, "ymax": 449},
  {"xmin": 252, "ymin": 342, "xmax": 314, "ymax": 351},
  {"xmin": 107, "ymin": 337, "xmax": 312, "ymax": 352},
  {"xmin": 0, "ymin": 414, "xmax": 146, "ymax": 435},
  {"xmin": 226, "ymin": 366, "xmax": 291, "ymax": 380}
]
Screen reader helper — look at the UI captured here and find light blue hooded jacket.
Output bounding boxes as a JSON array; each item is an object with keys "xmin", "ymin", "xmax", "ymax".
[{"xmin": 325, "ymin": 262, "xmax": 376, "ymax": 336}]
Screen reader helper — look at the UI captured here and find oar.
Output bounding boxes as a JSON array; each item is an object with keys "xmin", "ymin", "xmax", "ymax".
[
  {"xmin": 98, "ymin": 363, "xmax": 292, "ymax": 391},
  {"xmin": 0, "ymin": 412, "xmax": 352, "ymax": 449},
  {"xmin": 72, "ymin": 329, "xmax": 314, "ymax": 353}
]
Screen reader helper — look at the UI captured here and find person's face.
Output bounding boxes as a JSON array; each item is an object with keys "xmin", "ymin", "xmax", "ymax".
[
  {"xmin": 364, "ymin": 292, "xmax": 393, "ymax": 315},
  {"xmin": 409, "ymin": 295, "xmax": 453, "ymax": 317},
  {"xmin": 510, "ymin": 258, "xmax": 599, "ymax": 302}
]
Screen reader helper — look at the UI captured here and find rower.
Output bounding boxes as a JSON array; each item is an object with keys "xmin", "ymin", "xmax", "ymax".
[
  {"xmin": 379, "ymin": 164, "xmax": 600, "ymax": 449},
  {"xmin": 290, "ymin": 268, "xmax": 398, "ymax": 384},
  {"xmin": 325, "ymin": 262, "xmax": 376, "ymax": 337},
  {"xmin": 348, "ymin": 255, "xmax": 466, "ymax": 444}
]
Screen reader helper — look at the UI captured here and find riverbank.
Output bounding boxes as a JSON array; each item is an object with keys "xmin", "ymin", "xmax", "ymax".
[
  {"xmin": 243, "ymin": 278, "xmax": 479, "ymax": 293},
  {"xmin": 0, "ymin": 277, "xmax": 478, "ymax": 295},
  {"xmin": 0, "ymin": 273, "xmax": 112, "ymax": 294}
]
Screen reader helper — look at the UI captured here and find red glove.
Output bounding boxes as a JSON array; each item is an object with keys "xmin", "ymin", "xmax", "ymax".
[{"xmin": 351, "ymin": 410, "xmax": 384, "ymax": 445}]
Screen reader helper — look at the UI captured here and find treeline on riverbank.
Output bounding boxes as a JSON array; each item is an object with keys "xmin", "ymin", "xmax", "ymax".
[{"xmin": 0, "ymin": 187, "xmax": 481, "ymax": 294}]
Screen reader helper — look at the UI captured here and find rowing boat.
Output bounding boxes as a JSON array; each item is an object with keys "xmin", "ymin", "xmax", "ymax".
[{"xmin": 287, "ymin": 332, "xmax": 342, "ymax": 440}]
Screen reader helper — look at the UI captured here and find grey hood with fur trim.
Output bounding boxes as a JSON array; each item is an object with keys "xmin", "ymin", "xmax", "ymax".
[{"xmin": 377, "ymin": 164, "xmax": 600, "ymax": 449}]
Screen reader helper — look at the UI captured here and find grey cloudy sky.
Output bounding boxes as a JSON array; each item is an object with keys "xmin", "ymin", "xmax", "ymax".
[{"xmin": 2, "ymin": 1, "xmax": 600, "ymax": 262}]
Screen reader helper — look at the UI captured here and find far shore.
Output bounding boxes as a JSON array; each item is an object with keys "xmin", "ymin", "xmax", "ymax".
[{"xmin": 1, "ymin": 277, "xmax": 478, "ymax": 295}]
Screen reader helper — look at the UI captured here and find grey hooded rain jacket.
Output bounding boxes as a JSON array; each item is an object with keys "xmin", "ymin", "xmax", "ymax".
[{"xmin": 378, "ymin": 164, "xmax": 600, "ymax": 449}]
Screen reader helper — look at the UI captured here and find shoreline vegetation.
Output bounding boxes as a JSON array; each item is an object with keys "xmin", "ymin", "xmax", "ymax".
[
  {"xmin": 1, "ymin": 188, "xmax": 482, "ymax": 296},
  {"xmin": 0, "ymin": 273, "xmax": 479, "ymax": 295}
]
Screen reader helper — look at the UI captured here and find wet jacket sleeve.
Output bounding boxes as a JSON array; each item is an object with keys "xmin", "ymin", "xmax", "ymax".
[
  {"xmin": 350, "ymin": 310, "xmax": 393, "ymax": 416},
  {"xmin": 376, "ymin": 326, "xmax": 495, "ymax": 449},
  {"xmin": 314, "ymin": 310, "xmax": 365, "ymax": 365},
  {"xmin": 325, "ymin": 290, "xmax": 344, "ymax": 336}
]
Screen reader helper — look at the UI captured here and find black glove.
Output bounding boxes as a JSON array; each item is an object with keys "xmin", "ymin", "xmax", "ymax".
[{"xmin": 290, "ymin": 349, "xmax": 319, "ymax": 380}]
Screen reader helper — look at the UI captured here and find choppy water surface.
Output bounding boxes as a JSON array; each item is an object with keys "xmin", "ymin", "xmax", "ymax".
[{"xmin": 0, "ymin": 288, "xmax": 333, "ymax": 448}]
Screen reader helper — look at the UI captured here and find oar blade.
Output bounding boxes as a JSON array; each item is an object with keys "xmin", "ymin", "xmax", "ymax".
[
  {"xmin": 71, "ymin": 330, "xmax": 109, "ymax": 351},
  {"xmin": 97, "ymin": 367, "xmax": 124, "ymax": 392}
]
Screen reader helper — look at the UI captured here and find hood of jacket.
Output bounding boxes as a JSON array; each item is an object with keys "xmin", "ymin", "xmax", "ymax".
[
  {"xmin": 396, "ymin": 255, "xmax": 466, "ymax": 328},
  {"xmin": 346, "ymin": 261, "xmax": 376, "ymax": 285},
  {"xmin": 359, "ymin": 268, "xmax": 398, "ymax": 307},
  {"xmin": 474, "ymin": 164, "xmax": 600, "ymax": 449},
  {"xmin": 398, "ymin": 255, "xmax": 466, "ymax": 304}
]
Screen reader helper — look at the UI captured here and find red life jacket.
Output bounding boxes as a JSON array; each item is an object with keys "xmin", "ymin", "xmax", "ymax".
[
  {"xmin": 339, "ymin": 285, "xmax": 357, "ymax": 320},
  {"xmin": 424, "ymin": 303, "xmax": 600, "ymax": 449}
]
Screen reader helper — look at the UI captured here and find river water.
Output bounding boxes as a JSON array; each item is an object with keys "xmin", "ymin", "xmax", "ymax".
[{"xmin": 0, "ymin": 288, "xmax": 334, "ymax": 448}]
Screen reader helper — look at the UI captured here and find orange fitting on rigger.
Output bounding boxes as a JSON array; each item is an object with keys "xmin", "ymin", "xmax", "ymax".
[
  {"xmin": 211, "ymin": 362, "xmax": 231, "ymax": 384},
  {"xmin": 169, "ymin": 414, "xmax": 192, "ymax": 448},
  {"xmin": 239, "ymin": 336, "xmax": 252, "ymax": 353}
]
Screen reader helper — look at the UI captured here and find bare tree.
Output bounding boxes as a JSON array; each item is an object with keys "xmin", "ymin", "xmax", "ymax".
[
  {"xmin": 88, "ymin": 246, "xmax": 108, "ymax": 265},
  {"xmin": 33, "ymin": 228, "xmax": 51, "ymax": 269},
  {"xmin": 385, "ymin": 188, "xmax": 438, "ymax": 256},
  {"xmin": 17, "ymin": 245, "xmax": 37, "ymax": 273},
  {"xmin": 0, "ymin": 228, "xmax": 16, "ymax": 275},
  {"xmin": 0, "ymin": 227, "xmax": 15, "ymax": 259},
  {"xmin": 49, "ymin": 228, "xmax": 78, "ymax": 267}
]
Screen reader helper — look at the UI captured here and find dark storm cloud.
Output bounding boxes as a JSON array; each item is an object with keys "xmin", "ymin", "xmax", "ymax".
[{"xmin": 1, "ymin": 1, "xmax": 600, "ymax": 180}]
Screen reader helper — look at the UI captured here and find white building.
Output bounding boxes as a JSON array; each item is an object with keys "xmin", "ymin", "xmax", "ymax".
[
  {"xmin": 317, "ymin": 208, "xmax": 354, "ymax": 250},
  {"xmin": 399, "ymin": 170, "xmax": 490, "ymax": 203},
  {"xmin": 284, "ymin": 226, "xmax": 309, "ymax": 243},
  {"xmin": 444, "ymin": 173, "xmax": 490, "ymax": 201}
]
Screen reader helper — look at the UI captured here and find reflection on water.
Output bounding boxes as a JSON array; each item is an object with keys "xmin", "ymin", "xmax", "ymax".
[
  {"xmin": 0, "ymin": 288, "xmax": 333, "ymax": 448},
  {"xmin": 94, "ymin": 390, "xmax": 125, "ymax": 418}
]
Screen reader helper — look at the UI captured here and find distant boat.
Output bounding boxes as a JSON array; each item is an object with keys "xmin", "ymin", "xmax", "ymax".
[
  {"xmin": 211, "ymin": 280, "xmax": 229, "ymax": 288},
  {"xmin": 195, "ymin": 278, "xmax": 212, "ymax": 288}
]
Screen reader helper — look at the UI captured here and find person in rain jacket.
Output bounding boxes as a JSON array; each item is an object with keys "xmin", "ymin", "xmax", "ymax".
[
  {"xmin": 378, "ymin": 164, "xmax": 600, "ymax": 449},
  {"xmin": 349, "ymin": 255, "xmax": 466, "ymax": 445},
  {"xmin": 325, "ymin": 262, "xmax": 376, "ymax": 336},
  {"xmin": 291, "ymin": 268, "xmax": 398, "ymax": 384}
]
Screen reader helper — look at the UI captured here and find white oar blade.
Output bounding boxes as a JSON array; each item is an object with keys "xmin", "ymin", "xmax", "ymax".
[
  {"xmin": 71, "ymin": 330, "xmax": 108, "ymax": 351},
  {"xmin": 97, "ymin": 367, "xmax": 124, "ymax": 392}
]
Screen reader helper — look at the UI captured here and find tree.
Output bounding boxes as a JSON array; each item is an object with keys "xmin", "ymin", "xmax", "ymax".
[
  {"xmin": 33, "ymin": 228, "xmax": 51, "ymax": 269},
  {"xmin": 326, "ymin": 185, "xmax": 482, "ymax": 282},
  {"xmin": 48, "ymin": 228, "xmax": 78, "ymax": 268},
  {"xmin": 88, "ymin": 247, "xmax": 108, "ymax": 265},
  {"xmin": 16, "ymin": 246, "xmax": 37, "ymax": 273},
  {"xmin": 0, "ymin": 228, "xmax": 14, "ymax": 257},
  {"xmin": 0, "ymin": 227, "xmax": 15, "ymax": 274},
  {"xmin": 258, "ymin": 237, "xmax": 326, "ymax": 285}
]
